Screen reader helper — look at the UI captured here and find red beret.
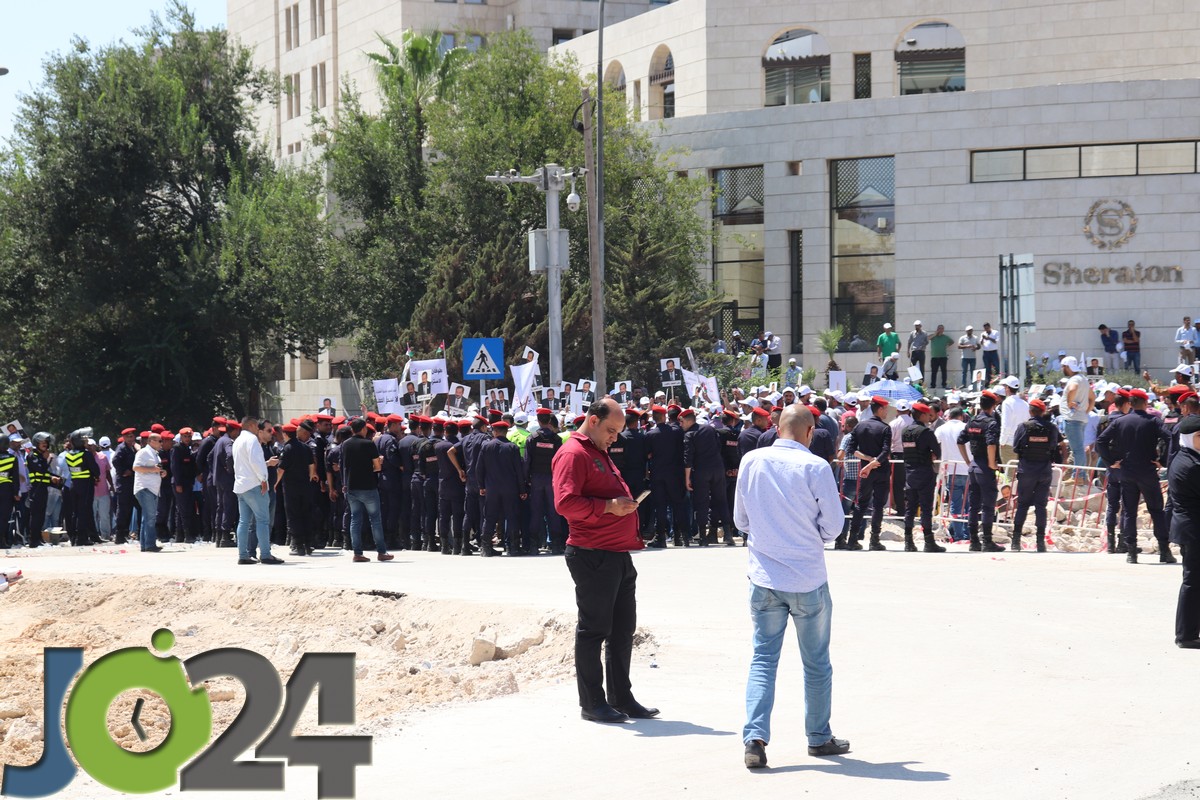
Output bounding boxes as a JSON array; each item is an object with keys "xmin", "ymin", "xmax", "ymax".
[
  {"xmin": 281, "ymin": 424, "xmax": 297, "ymax": 433},
  {"xmin": 333, "ymin": 416, "xmax": 346, "ymax": 425},
  {"xmin": 1129, "ymin": 388, "xmax": 1149, "ymax": 400},
  {"xmin": 536, "ymin": 407, "xmax": 554, "ymax": 416},
  {"xmin": 487, "ymin": 409, "xmax": 504, "ymax": 418},
  {"xmin": 315, "ymin": 413, "xmax": 334, "ymax": 422},
  {"xmin": 121, "ymin": 427, "xmax": 136, "ymax": 435},
  {"xmin": 1180, "ymin": 392, "xmax": 1198, "ymax": 403},
  {"xmin": 226, "ymin": 421, "xmax": 242, "ymax": 430},
  {"xmin": 458, "ymin": 419, "xmax": 474, "ymax": 429},
  {"xmin": 775, "ymin": 406, "xmax": 787, "ymax": 413},
  {"xmin": 805, "ymin": 405, "xmax": 820, "ymax": 417},
  {"xmin": 981, "ymin": 391, "xmax": 1000, "ymax": 402},
  {"xmin": 492, "ymin": 421, "xmax": 511, "ymax": 430},
  {"xmin": 150, "ymin": 424, "xmax": 165, "ymax": 433},
  {"xmin": 651, "ymin": 405, "xmax": 668, "ymax": 414},
  {"xmin": 1029, "ymin": 399, "xmax": 1046, "ymax": 411},
  {"xmin": 212, "ymin": 416, "xmax": 227, "ymax": 425},
  {"xmin": 626, "ymin": 408, "xmax": 645, "ymax": 417},
  {"xmin": 871, "ymin": 396, "xmax": 890, "ymax": 406},
  {"xmin": 680, "ymin": 408, "xmax": 696, "ymax": 418},
  {"xmin": 160, "ymin": 431, "xmax": 173, "ymax": 439},
  {"xmin": 179, "ymin": 427, "xmax": 194, "ymax": 437},
  {"xmin": 667, "ymin": 403, "xmax": 681, "ymax": 412},
  {"xmin": 751, "ymin": 406, "xmax": 771, "ymax": 418},
  {"xmin": 385, "ymin": 414, "xmax": 403, "ymax": 424},
  {"xmin": 139, "ymin": 431, "xmax": 151, "ymax": 439},
  {"xmin": 365, "ymin": 424, "xmax": 376, "ymax": 434},
  {"xmin": 722, "ymin": 408, "xmax": 739, "ymax": 418},
  {"xmin": 573, "ymin": 415, "xmax": 587, "ymax": 426},
  {"xmin": 474, "ymin": 414, "xmax": 490, "ymax": 424},
  {"xmin": 911, "ymin": 402, "xmax": 932, "ymax": 415},
  {"xmin": 1116, "ymin": 388, "xmax": 1131, "ymax": 398}
]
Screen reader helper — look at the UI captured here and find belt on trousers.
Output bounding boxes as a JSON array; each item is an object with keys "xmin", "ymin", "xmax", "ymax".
[{"xmin": 565, "ymin": 544, "xmax": 610, "ymax": 553}]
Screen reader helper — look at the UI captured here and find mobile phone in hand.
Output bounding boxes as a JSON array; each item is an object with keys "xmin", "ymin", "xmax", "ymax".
[{"xmin": 636, "ymin": 490, "xmax": 652, "ymax": 505}]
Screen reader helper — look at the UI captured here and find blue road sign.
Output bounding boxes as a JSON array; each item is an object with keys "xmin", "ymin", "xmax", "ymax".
[{"xmin": 463, "ymin": 338, "xmax": 505, "ymax": 380}]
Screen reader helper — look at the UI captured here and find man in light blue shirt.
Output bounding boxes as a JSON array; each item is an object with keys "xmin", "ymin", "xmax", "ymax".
[{"xmin": 734, "ymin": 405, "xmax": 850, "ymax": 769}]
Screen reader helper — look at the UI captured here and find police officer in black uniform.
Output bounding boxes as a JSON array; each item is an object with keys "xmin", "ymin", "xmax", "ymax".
[
  {"xmin": 525, "ymin": 408, "xmax": 565, "ymax": 553},
  {"xmin": 718, "ymin": 409, "xmax": 743, "ymax": 544},
  {"xmin": 278, "ymin": 421, "xmax": 317, "ymax": 557},
  {"xmin": 454, "ymin": 415, "xmax": 490, "ymax": 555},
  {"xmin": 376, "ymin": 415, "xmax": 405, "ymax": 550},
  {"xmin": 1010, "ymin": 398, "xmax": 1063, "ymax": 553},
  {"xmin": 1100, "ymin": 390, "xmax": 1130, "ymax": 553},
  {"xmin": 1096, "ymin": 388, "xmax": 1176, "ymax": 564},
  {"xmin": 646, "ymin": 405, "xmax": 688, "ymax": 546},
  {"xmin": 24, "ymin": 435, "xmax": 54, "ymax": 547},
  {"xmin": 0, "ymin": 436, "xmax": 18, "ymax": 548},
  {"xmin": 900, "ymin": 401, "xmax": 946, "ymax": 553},
  {"xmin": 611, "ymin": 409, "xmax": 652, "ymax": 543},
  {"xmin": 957, "ymin": 391, "xmax": 1005, "ymax": 552},
  {"xmin": 112, "ymin": 427, "xmax": 138, "ymax": 544},
  {"xmin": 436, "ymin": 420, "xmax": 467, "ymax": 554},
  {"xmin": 170, "ymin": 428, "xmax": 199, "ymax": 543},
  {"xmin": 64, "ymin": 432, "xmax": 100, "ymax": 546},
  {"xmin": 681, "ymin": 408, "xmax": 734, "ymax": 547},
  {"xmin": 416, "ymin": 419, "xmax": 442, "ymax": 551},
  {"xmin": 839, "ymin": 396, "xmax": 892, "ymax": 551},
  {"xmin": 397, "ymin": 414, "xmax": 425, "ymax": 550}
]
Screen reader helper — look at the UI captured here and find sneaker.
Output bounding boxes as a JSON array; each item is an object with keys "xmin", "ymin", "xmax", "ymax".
[
  {"xmin": 808, "ymin": 737, "xmax": 851, "ymax": 757},
  {"xmin": 744, "ymin": 739, "xmax": 767, "ymax": 769},
  {"xmin": 377, "ymin": 553, "xmax": 394, "ymax": 562}
]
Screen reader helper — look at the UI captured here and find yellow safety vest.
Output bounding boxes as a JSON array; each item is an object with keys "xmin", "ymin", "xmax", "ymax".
[
  {"xmin": 65, "ymin": 451, "xmax": 90, "ymax": 481},
  {"xmin": 0, "ymin": 455, "xmax": 14, "ymax": 484}
]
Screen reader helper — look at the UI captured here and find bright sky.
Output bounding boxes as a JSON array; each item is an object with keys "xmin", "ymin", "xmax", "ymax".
[{"xmin": 0, "ymin": 0, "xmax": 226, "ymax": 146}]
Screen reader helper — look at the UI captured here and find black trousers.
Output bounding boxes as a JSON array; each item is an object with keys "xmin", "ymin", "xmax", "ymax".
[
  {"xmin": 903, "ymin": 472, "xmax": 935, "ymax": 537},
  {"xmin": 0, "ymin": 491, "xmax": 13, "ymax": 548},
  {"xmin": 438, "ymin": 482, "xmax": 465, "ymax": 552},
  {"xmin": 565, "ymin": 546, "xmax": 637, "ymax": 710},
  {"xmin": 968, "ymin": 467, "xmax": 998, "ymax": 537},
  {"xmin": 910, "ymin": 350, "xmax": 926, "ymax": 380},
  {"xmin": 410, "ymin": 475, "xmax": 426, "ymax": 542},
  {"xmin": 463, "ymin": 483, "xmax": 482, "ymax": 545},
  {"xmin": 850, "ymin": 468, "xmax": 889, "ymax": 539},
  {"xmin": 380, "ymin": 474, "xmax": 403, "ymax": 546},
  {"xmin": 691, "ymin": 470, "xmax": 732, "ymax": 537},
  {"xmin": 26, "ymin": 486, "xmax": 47, "ymax": 546},
  {"xmin": 930, "ymin": 357, "xmax": 948, "ymax": 388},
  {"xmin": 173, "ymin": 486, "xmax": 197, "ymax": 542},
  {"xmin": 1012, "ymin": 468, "xmax": 1052, "ymax": 536},
  {"xmin": 70, "ymin": 481, "xmax": 97, "ymax": 544},
  {"xmin": 528, "ymin": 474, "xmax": 562, "ymax": 549},
  {"xmin": 1177, "ymin": 537, "xmax": 1200, "ymax": 643},
  {"xmin": 283, "ymin": 483, "xmax": 311, "ymax": 550},
  {"xmin": 1121, "ymin": 470, "xmax": 1168, "ymax": 551},
  {"xmin": 1105, "ymin": 473, "xmax": 1123, "ymax": 534},
  {"xmin": 890, "ymin": 461, "xmax": 907, "ymax": 516},
  {"xmin": 115, "ymin": 484, "xmax": 135, "ymax": 538},
  {"xmin": 652, "ymin": 478, "xmax": 686, "ymax": 538}
]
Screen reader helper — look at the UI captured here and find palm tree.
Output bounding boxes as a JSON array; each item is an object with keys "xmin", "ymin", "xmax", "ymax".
[
  {"xmin": 367, "ymin": 31, "xmax": 466, "ymax": 199},
  {"xmin": 816, "ymin": 325, "xmax": 844, "ymax": 379}
]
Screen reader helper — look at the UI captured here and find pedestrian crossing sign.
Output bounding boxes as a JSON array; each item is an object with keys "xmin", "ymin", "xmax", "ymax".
[{"xmin": 463, "ymin": 338, "xmax": 505, "ymax": 380}]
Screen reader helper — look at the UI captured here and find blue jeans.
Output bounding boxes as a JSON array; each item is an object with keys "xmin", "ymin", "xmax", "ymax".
[
  {"xmin": 134, "ymin": 489, "xmax": 158, "ymax": 551},
  {"xmin": 347, "ymin": 489, "xmax": 387, "ymax": 556},
  {"xmin": 982, "ymin": 350, "xmax": 1000, "ymax": 382},
  {"xmin": 961, "ymin": 357, "xmax": 977, "ymax": 387},
  {"xmin": 744, "ymin": 582, "xmax": 834, "ymax": 747},
  {"xmin": 235, "ymin": 488, "xmax": 273, "ymax": 561},
  {"xmin": 1125, "ymin": 351, "xmax": 1140, "ymax": 372},
  {"xmin": 946, "ymin": 474, "xmax": 968, "ymax": 540},
  {"xmin": 1063, "ymin": 420, "xmax": 1086, "ymax": 479},
  {"xmin": 93, "ymin": 494, "xmax": 112, "ymax": 539}
]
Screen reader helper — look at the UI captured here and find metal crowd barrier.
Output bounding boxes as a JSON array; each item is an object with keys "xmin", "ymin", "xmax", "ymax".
[{"xmin": 829, "ymin": 456, "xmax": 1168, "ymax": 553}]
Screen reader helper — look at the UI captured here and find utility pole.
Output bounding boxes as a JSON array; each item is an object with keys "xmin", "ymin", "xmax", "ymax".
[
  {"xmin": 580, "ymin": 89, "xmax": 606, "ymax": 394},
  {"xmin": 485, "ymin": 164, "xmax": 584, "ymax": 387}
]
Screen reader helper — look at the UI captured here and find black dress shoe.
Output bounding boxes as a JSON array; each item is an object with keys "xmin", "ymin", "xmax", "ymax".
[
  {"xmin": 237, "ymin": 558, "xmax": 258, "ymax": 565},
  {"xmin": 259, "ymin": 555, "xmax": 285, "ymax": 564},
  {"xmin": 744, "ymin": 739, "xmax": 767, "ymax": 769},
  {"xmin": 808, "ymin": 737, "xmax": 851, "ymax": 756},
  {"xmin": 614, "ymin": 701, "xmax": 660, "ymax": 719},
  {"xmin": 580, "ymin": 704, "xmax": 629, "ymax": 723},
  {"xmin": 142, "ymin": 546, "xmax": 163, "ymax": 552},
  {"xmin": 1160, "ymin": 552, "xmax": 1179, "ymax": 564},
  {"xmin": 1176, "ymin": 639, "xmax": 1200, "ymax": 649}
]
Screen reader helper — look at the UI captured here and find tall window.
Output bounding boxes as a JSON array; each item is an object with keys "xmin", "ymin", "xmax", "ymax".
[
  {"xmin": 437, "ymin": 33, "xmax": 456, "ymax": 57},
  {"xmin": 310, "ymin": 63, "xmax": 327, "ymax": 109},
  {"xmin": 830, "ymin": 157, "xmax": 895, "ymax": 348},
  {"xmin": 853, "ymin": 53, "xmax": 872, "ymax": 99},
  {"xmin": 283, "ymin": 4, "xmax": 300, "ymax": 51},
  {"xmin": 896, "ymin": 22, "xmax": 965, "ymax": 95},
  {"xmin": 713, "ymin": 166, "xmax": 765, "ymax": 337},
  {"xmin": 649, "ymin": 47, "xmax": 675, "ymax": 120},
  {"xmin": 310, "ymin": 0, "xmax": 326, "ymax": 38},
  {"xmin": 763, "ymin": 29, "xmax": 830, "ymax": 107},
  {"xmin": 790, "ymin": 231, "xmax": 804, "ymax": 352}
]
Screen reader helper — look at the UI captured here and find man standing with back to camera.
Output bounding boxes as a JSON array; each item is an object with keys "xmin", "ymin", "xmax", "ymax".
[{"xmin": 553, "ymin": 398, "xmax": 659, "ymax": 724}]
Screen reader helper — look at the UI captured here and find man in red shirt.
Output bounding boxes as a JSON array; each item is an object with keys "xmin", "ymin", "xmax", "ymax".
[{"xmin": 553, "ymin": 397, "xmax": 658, "ymax": 724}]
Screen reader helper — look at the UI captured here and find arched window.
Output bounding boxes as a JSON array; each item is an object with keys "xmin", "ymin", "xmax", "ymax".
[
  {"xmin": 604, "ymin": 60, "xmax": 627, "ymax": 92},
  {"xmin": 895, "ymin": 21, "xmax": 965, "ymax": 95},
  {"xmin": 763, "ymin": 28, "xmax": 830, "ymax": 107},
  {"xmin": 649, "ymin": 45, "xmax": 675, "ymax": 120}
]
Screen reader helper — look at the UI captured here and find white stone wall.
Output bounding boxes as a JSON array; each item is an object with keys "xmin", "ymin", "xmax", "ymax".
[{"xmin": 652, "ymin": 78, "xmax": 1200, "ymax": 380}]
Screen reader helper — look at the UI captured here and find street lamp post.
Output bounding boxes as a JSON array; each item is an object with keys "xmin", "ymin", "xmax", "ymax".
[{"xmin": 485, "ymin": 164, "xmax": 584, "ymax": 386}]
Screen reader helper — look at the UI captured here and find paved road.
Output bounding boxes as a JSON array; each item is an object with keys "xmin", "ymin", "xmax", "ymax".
[{"xmin": 6, "ymin": 541, "xmax": 1196, "ymax": 800}]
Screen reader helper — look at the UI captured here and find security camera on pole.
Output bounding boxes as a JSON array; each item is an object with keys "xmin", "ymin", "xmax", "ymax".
[{"xmin": 485, "ymin": 164, "xmax": 585, "ymax": 387}]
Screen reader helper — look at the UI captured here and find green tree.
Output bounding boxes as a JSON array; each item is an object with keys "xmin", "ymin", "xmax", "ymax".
[
  {"xmin": 400, "ymin": 32, "xmax": 722, "ymax": 390},
  {"xmin": 0, "ymin": 3, "xmax": 348, "ymax": 431}
]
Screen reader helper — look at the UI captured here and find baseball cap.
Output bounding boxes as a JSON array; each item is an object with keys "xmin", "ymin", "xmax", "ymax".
[
  {"xmin": 1001, "ymin": 376, "xmax": 1021, "ymax": 389},
  {"xmin": 98, "ymin": 436, "xmax": 111, "ymax": 447},
  {"xmin": 514, "ymin": 412, "xmax": 529, "ymax": 425},
  {"xmin": 883, "ymin": 323, "xmax": 893, "ymax": 329},
  {"xmin": 1175, "ymin": 364, "xmax": 1194, "ymax": 376},
  {"xmin": 788, "ymin": 357, "xmax": 797, "ymax": 364},
  {"xmin": 856, "ymin": 390, "xmax": 871, "ymax": 402},
  {"xmin": 1060, "ymin": 356, "xmax": 1080, "ymax": 372},
  {"xmin": 1058, "ymin": 349, "xmax": 1068, "ymax": 356},
  {"xmin": 914, "ymin": 320, "xmax": 922, "ymax": 326},
  {"xmin": 895, "ymin": 399, "xmax": 911, "ymax": 412},
  {"xmin": 965, "ymin": 325, "xmax": 974, "ymax": 331}
]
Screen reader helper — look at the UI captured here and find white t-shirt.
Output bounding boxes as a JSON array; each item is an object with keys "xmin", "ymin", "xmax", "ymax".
[
  {"xmin": 999, "ymin": 395, "xmax": 1030, "ymax": 446},
  {"xmin": 958, "ymin": 335, "xmax": 980, "ymax": 353},
  {"xmin": 133, "ymin": 446, "xmax": 160, "ymax": 496},
  {"xmin": 936, "ymin": 419, "xmax": 971, "ymax": 474},
  {"xmin": 1064, "ymin": 374, "xmax": 1092, "ymax": 423},
  {"xmin": 765, "ymin": 335, "xmax": 782, "ymax": 355},
  {"xmin": 981, "ymin": 330, "xmax": 999, "ymax": 352}
]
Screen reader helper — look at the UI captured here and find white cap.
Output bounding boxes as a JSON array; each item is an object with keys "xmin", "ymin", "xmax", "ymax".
[
  {"xmin": 1001, "ymin": 375, "xmax": 1021, "ymax": 389},
  {"xmin": 895, "ymin": 399, "xmax": 911, "ymax": 412},
  {"xmin": 883, "ymin": 323, "xmax": 893, "ymax": 329},
  {"xmin": 192, "ymin": 432, "xmax": 202, "ymax": 441},
  {"xmin": 654, "ymin": 390, "xmax": 666, "ymax": 398},
  {"xmin": 98, "ymin": 436, "xmax": 112, "ymax": 448},
  {"xmin": 798, "ymin": 385, "xmax": 813, "ymax": 396},
  {"xmin": 965, "ymin": 325, "xmax": 974, "ymax": 331},
  {"xmin": 732, "ymin": 330, "xmax": 741, "ymax": 336},
  {"xmin": 1058, "ymin": 349, "xmax": 1068, "ymax": 356},
  {"xmin": 764, "ymin": 331, "xmax": 773, "ymax": 337},
  {"xmin": 788, "ymin": 357, "xmax": 797, "ymax": 364},
  {"xmin": 856, "ymin": 390, "xmax": 871, "ymax": 402},
  {"xmin": 708, "ymin": 403, "xmax": 723, "ymax": 415},
  {"xmin": 885, "ymin": 352, "xmax": 899, "ymax": 361},
  {"xmin": 514, "ymin": 412, "xmax": 529, "ymax": 424},
  {"xmin": 1060, "ymin": 356, "xmax": 1080, "ymax": 372},
  {"xmin": 783, "ymin": 387, "xmax": 796, "ymax": 395},
  {"xmin": 745, "ymin": 398, "xmax": 760, "ymax": 409},
  {"xmin": 639, "ymin": 397, "xmax": 651, "ymax": 406},
  {"xmin": 914, "ymin": 320, "xmax": 922, "ymax": 326},
  {"xmin": 1175, "ymin": 364, "xmax": 1194, "ymax": 376}
]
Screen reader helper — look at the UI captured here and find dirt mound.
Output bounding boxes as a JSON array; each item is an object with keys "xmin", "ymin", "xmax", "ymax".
[{"xmin": 0, "ymin": 576, "xmax": 634, "ymax": 766}]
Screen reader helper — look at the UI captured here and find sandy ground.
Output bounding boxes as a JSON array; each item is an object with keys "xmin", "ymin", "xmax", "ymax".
[{"xmin": 0, "ymin": 538, "xmax": 1197, "ymax": 800}]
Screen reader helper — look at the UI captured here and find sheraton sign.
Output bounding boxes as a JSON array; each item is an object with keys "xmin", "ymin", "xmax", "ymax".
[{"xmin": 1043, "ymin": 262, "xmax": 1182, "ymax": 285}]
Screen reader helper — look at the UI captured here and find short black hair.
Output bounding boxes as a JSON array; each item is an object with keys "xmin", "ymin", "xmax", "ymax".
[
  {"xmin": 1098, "ymin": 324, "xmax": 1108, "ymax": 330},
  {"xmin": 349, "ymin": 418, "xmax": 366, "ymax": 433},
  {"xmin": 948, "ymin": 407, "xmax": 964, "ymax": 419}
]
